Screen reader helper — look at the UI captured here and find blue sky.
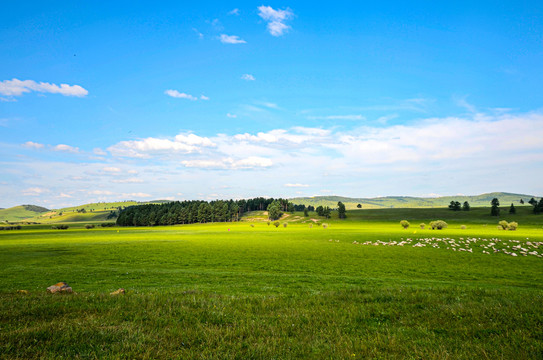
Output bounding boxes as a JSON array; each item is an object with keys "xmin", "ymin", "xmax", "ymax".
[{"xmin": 1, "ymin": 1, "xmax": 542, "ymax": 208}]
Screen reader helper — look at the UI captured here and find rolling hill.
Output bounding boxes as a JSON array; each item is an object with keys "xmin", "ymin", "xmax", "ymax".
[
  {"xmin": 0, "ymin": 205, "xmax": 50, "ymax": 222},
  {"xmin": 290, "ymin": 192, "xmax": 538, "ymax": 210}
]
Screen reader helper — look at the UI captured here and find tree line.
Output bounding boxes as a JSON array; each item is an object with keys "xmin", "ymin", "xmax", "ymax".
[{"xmin": 116, "ymin": 198, "xmax": 304, "ymax": 226}]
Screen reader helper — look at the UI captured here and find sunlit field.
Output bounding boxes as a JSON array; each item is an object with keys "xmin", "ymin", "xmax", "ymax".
[{"xmin": 1, "ymin": 208, "xmax": 542, "ymax": 359}]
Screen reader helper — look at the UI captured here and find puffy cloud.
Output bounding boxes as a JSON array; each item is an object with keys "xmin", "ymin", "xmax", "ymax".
[
  {"xmin": 164, "ymin": 90, "xmax": 198, "ymax": 100},
  {"xmin": 0, "ymin": 79, "xmax": 88, "ymax": 97},
  {"xmin": 108, "ymin": 133, "xmax": 216, "ymax": 158},
  {"xmin": 22, "ymin": 187, "xmax": 49, "ymax": 196},
  {"xmin": 241, "ymin": 74, "xmax": 255, "ymax": 81},
  {"xmin": 102, "ymin": 167, "xmax": 121, "ymax": 173},
  {"xmin": 22, "ymin": 141, "xmax": 44, "ymax": 149},
  {"xmin": 53, "ymin": 144, "xmax": 79, "ymax": 153},
  {"xmin": 219, "ymin": 34, "xmax": 246, "ymax": 44},
  {"xmin": 200, "ymin": 95, "xmax": 210, "ymax": 100},
  {"xmin": 258, "ymin": 6, "xmax": 294, "ymax": 36}
]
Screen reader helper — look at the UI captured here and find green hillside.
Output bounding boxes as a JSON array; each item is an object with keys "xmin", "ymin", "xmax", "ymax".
[
  {"xmin": 290, "ymin": 192, "xmax": 538, "ymax": 210},
  {"xmin": 0, "ymin": 205, "xmax": 50, "ymax": 222}
]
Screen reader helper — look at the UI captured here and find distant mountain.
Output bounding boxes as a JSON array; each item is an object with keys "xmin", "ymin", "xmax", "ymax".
[
  {"xmin": 289, "ymin": 192, "xmax": 538, "ymax": 210},
  {"xmin": 0, "ymin": 204, "xmax": 50, "ymax": 222}
]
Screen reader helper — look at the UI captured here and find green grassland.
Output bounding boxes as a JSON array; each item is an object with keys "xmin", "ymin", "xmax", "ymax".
[{"xmin": 1, "ymin": 207, "xmax": 542, "ymax": 358}]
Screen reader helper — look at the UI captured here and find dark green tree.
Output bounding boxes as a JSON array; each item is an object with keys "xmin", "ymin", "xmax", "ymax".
[
  {"xmin": 490, "ymin": 198, "xmax": 500, "ymax": 216},
  {"xmin": 337, "ymin": 201, "xmax": 346, "ymax": 219},
  {"xmin": 267, "ymin": 201, "xmax": 283, "ymax": 221},
  {"xmin": 357, "ymin": 204, "xmax": 362, "ymax": 208},
  {"xmin": 448, "ymin": 201, "xmax": 461, "ymax": 211},
  {"xmin": 462, "ymin": 201, "xmax": 470, "ymax": 211},
  {"xmin": 303, "ymin": 207, "xmax": 309, "ymax": 217},
  {"xmin": 509, "ymin": 203, "xmax": 516, "ymax": 214},
  {"xmin": 316, "ymin": 205, "xmax": 324, "ymax": 216},
  {"xmin": 535, "ymin": 198, "xmax": 543, "ymax": 215}
]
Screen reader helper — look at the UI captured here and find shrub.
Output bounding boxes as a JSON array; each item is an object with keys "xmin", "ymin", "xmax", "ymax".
[
  {"xmin": 499, "ymin": 220, "xmax": 509, "ymax": 230},
  {"xmin": 283, "ymin": 223, "xmax": 288, "ymax": 228},
  {"xmin": 460, "ymin": 225, "xmax": 466, "ymax": 229},
  {"xmin": 267, "ymin": 221, "xmax": 270, "ymax": 226},
  {"xmin": 507, "ymin": 221, "xmax": 518, "ymax": 231},
  {"xmin": 53, "ymin": 225, "xmax": 69, "ymax": 230},
  {"xmin": 400, "ymin": 220, "xmax": 410, "ymax": 229},
  {"xmin": 85, "ymin": 224, "xmax": 95, "ymax": 229},
  {"xmin": 322, "ymin": 223, "xmax": 328, "ymax": 229},
  {"xmin": 309, "ymin": 224, "xmax": 313, "ymax": 229},
  {"xmin": 274, "ymin": 221, "xmax": 280, "ymax": 228},
  {"xmin": 250, "ymin": 224, "xmax": 255, "ymax": 228},
  {"xmin": 0, "ymin": 226, "xmax": 22, "ymax": 230},
  {"xmin": 419, "ymin": 223, "xmax": 426, "ymax": 229},
  {"xmin": 429, "ymin": 220, "xmax": 448, "ymax": 230},
  {"xmin": 101, "ymin": 223, "xmax": 115, "ymax": 227}
]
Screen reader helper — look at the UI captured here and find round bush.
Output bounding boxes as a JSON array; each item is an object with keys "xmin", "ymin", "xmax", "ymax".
[{"xmin": 400, "ymin": 220, "xmax": 410, "ymax": 229}]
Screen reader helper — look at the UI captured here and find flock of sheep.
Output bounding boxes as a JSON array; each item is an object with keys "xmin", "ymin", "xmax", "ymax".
[{"xmin": 346, "ymin": 237, "xmax": 542, "ymax": 258}]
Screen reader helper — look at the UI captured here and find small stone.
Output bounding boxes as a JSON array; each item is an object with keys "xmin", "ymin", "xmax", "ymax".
[
  {"xmin": 47, "ymin": 282, "xmax": 73, "ymax": 294},
  {"xmin": 110, "ymin": 288, "xmax": 125, "ymax": 295}
]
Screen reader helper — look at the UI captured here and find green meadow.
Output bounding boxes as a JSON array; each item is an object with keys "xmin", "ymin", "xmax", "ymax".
[{"xmin": 1, "ymin": 207, "xmax": 542, "ymax": 359}]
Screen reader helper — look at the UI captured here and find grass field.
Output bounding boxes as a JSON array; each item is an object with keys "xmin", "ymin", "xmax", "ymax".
[{"xmin": 1, "ymin": 207, "xmax": 542, "ymax": 359}]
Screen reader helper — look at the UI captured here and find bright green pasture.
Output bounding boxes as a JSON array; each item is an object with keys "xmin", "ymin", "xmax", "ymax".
[{"xmin": 1, "ymin": 216, "xmax": 542, "ymax": 359}]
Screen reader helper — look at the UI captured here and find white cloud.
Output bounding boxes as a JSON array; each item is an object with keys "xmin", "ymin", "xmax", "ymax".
[
  {"xmin": 227, "ymin": 113, "xmax": 237, "ymax": 118},
  {"xmin": 182, "ymin": 156, "xmax": 272, "ymax": 169},
  {"xmin": 219, "ymin": 34, "xmax": 246, "ymax": 44},
  {"xmin": 108, "ymin": 133, "xmax": 216, "ymax": 158},
  {"xmin": 22, "ymin": 141, "xmax": 44, "ymax": 149},
  {"xmin": 111, "ymin": 178, "xmax": 144, "ymax": 184},
  {"xmin": 0, "ymin": 79, "xmax": 88, "ymax": 97},
  {"xmin": 174, "ymin": 133, "xmax": 216, "ymax": 147},
  {"xmin": 284, "ymin": 183, "xmax": 309, "ymax": 188},
  {"xmin": 22, "ymin": 187, "xmax": 49, "ymax": 196},
  {"xmin": 241, "ymin": 74, "xmax": 255, "ymax": 81},
  {"xmin": 93, "ymin": 148, "xmax": 107, "ymax": 155},
  {"xmin": 228, "ymin": 8, "xmax": 240, "ymax": 15},
  {"xmin": 58, "ymin": 192, "xmax": 72, "ymax": 198},
  {"xmin": 200, "ymin": 95, "xmax": 210, "ymax": 100},
  {"xmin": 164, "ymin": 89, "xmax": 198, "ymax": 100},
  {"xmin": 103, "ymin": 167, "xmax": 121, "ymax": 173},
  {"xmin": 53, "ymin": 144, "xmax": 79, "ymax": 153},
  {"xmin": 258, "ymin": 6, "xmax": 294, "ymax": 36}
]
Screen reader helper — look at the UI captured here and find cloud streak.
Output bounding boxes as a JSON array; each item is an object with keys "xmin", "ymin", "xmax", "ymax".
[
  {"xmin": 0, "ymin": 79, "xmax": 88, "ymax": 97},
  {"xmin": 219, "ymin": 34, "xmax": 246, "ymax": 44}
]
